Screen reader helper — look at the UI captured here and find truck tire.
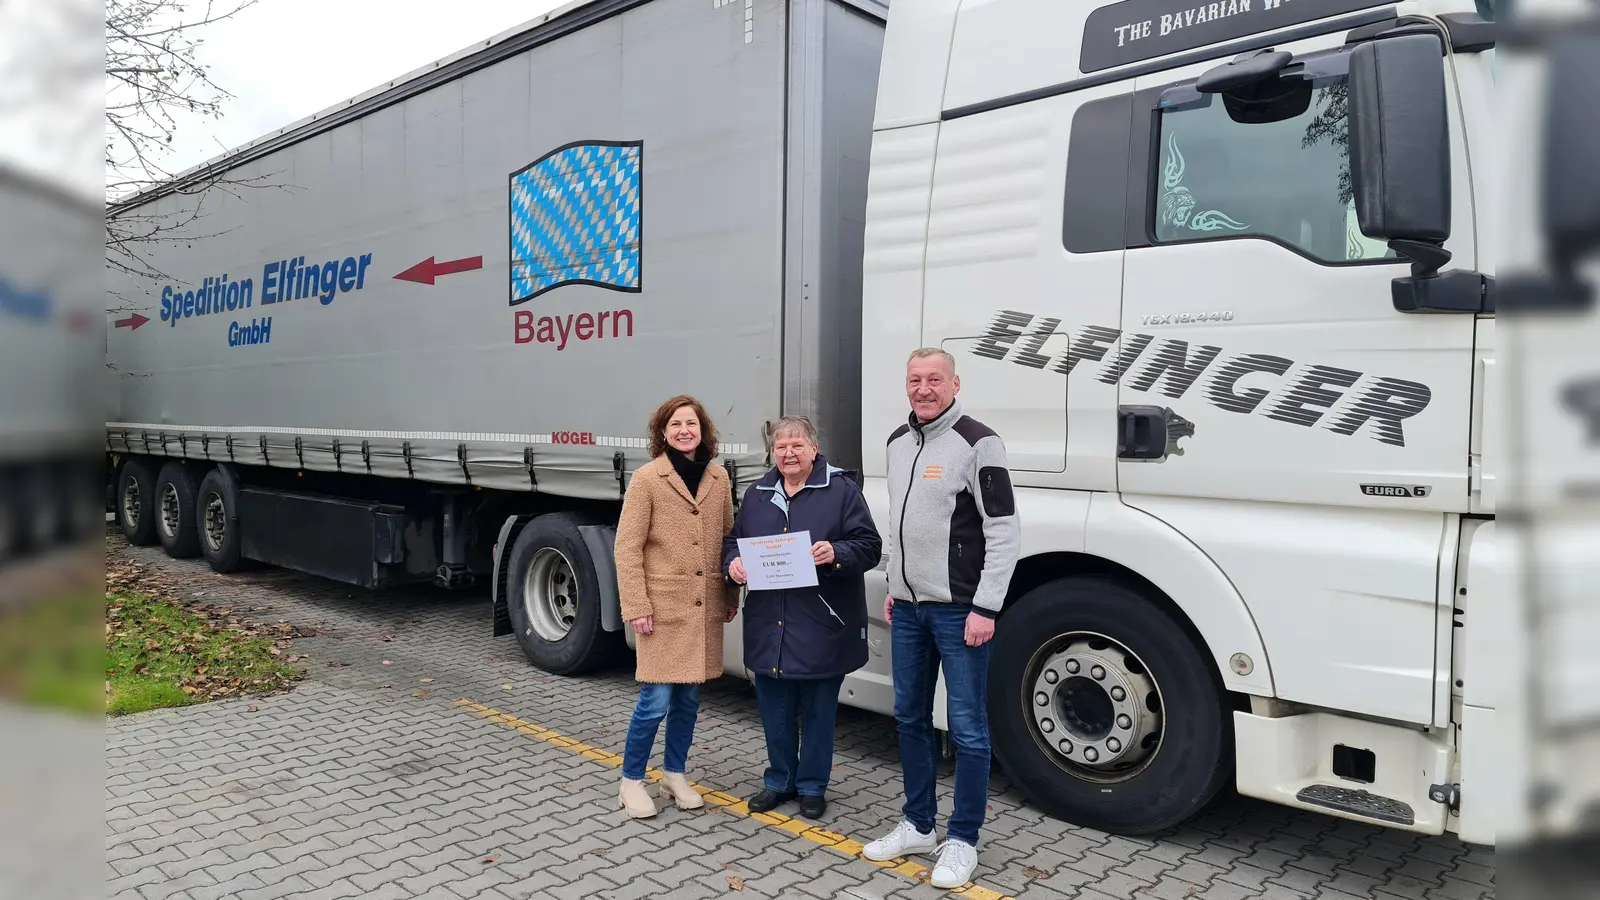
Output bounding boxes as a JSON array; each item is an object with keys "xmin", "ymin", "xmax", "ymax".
[
  {"xmin": 116, "ymin": 458, "xmax": 160, "ymax": 546},
  {"xmin": 155, "ymin": 462, "xmax": 202, "ymax": 558},
  {"xmin": 504, "ymin": 513, "xmax": 621, "ymax": 676},
  {"xmin": 196, "ymin": 467, "xmax": 248, "ymax": 573},
  {"xmin": 988, "ymin": 575, "xmax": 1231, "ymax": 835}
]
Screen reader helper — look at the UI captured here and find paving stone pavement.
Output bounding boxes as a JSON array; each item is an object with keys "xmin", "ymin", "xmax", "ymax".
[{"xmin": 106, "ymin": 531, "xmax": 1495, "ymax": 900}]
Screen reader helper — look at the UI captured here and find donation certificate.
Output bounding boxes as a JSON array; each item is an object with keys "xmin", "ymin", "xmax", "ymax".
[{"xmin": 737, "ymin": 530, "xmax": 820, "ymax": 591}]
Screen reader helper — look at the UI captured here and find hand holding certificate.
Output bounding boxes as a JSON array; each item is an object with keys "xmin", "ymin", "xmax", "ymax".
[{"xmin": 735, "ymin": 530, "xmax": 820, "ymax": 591}]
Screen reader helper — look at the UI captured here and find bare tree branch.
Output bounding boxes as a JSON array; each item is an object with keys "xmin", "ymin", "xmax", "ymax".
[{"xmin": 103, "ymin": 0, "xmax": 294, "ymax": 297}]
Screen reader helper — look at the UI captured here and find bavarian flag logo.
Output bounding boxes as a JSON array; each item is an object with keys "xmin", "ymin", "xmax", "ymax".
[{"xmin": 509, "ymin": 140, "xmax": 643, "ymax": 304}]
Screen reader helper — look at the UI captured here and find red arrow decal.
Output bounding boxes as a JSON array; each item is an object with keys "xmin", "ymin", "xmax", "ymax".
[
  {"xmin": 394, "ymin": 255, "xmax": 484, "ymax": 286},
  {"xmin": 115, "ymin": 313, "xmax": 149, "ymax": 330}
]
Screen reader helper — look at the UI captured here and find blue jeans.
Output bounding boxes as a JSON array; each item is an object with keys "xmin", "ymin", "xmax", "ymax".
[
  {"xmin": 891, "ymin": 601, "xmax": 994, "ymax": 846},
  {"xmin": 753, "ymin": 674, "xmax": 846, "ymax": 797},
  {"xmin": 621, "ymin": 682, "xmax": 700, "ymax": 780}
]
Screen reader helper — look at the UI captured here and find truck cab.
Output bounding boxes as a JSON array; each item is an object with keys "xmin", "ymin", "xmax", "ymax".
[{"xmin": 856, "ymin": 0, "xmax": 1498, "ymax": 841}]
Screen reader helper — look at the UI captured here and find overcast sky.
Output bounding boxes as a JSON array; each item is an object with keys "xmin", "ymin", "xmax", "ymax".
[
  {"xmin": 0, "ymin": 0, "xmax": 570, "ymax": 201},
  {"xmin": 157, "ymin": 0, "xmax": 571, "ymax": 177}
]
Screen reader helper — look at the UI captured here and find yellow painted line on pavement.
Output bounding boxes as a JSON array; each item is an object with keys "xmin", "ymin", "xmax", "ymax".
[{"xmin": 454, "ymin": 699, "xmax": 1017, "ymax": 899}]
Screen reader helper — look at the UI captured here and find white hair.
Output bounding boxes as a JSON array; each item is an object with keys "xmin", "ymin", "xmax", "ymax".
[
  {"xmin": 908, "ymin": 347, "xmax": 956, "ymax": 373},
  {"xmin": 768, "ymin": 415, "xmax": 819, "ymax": 448}
]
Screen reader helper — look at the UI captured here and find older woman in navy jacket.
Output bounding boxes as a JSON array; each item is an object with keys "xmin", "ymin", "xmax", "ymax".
[{"xmin": 724, "ymin": 415, "xmax": 882, "ymax": 820}]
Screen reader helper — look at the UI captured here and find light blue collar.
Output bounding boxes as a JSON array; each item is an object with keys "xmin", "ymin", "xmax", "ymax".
[{"xmin": 756, "ymin": 464, "xmax": 844, "ymax": 514}]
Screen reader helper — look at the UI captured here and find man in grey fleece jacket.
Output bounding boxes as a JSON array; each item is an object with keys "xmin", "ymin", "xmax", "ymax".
[{"xmin": 861, "ymin": 348, "xmax": 1019, "ymax": 889}]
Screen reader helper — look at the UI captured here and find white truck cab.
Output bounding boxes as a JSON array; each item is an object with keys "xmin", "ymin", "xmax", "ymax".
[{"xmin": 855, "ymin": 0, "xmax": 1499, "ymax": 841}]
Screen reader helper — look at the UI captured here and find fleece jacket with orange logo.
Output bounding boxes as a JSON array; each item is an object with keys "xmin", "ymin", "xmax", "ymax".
[{"xmin": 884, "ymin": 399, "xmax": 1020, "ymax": 618}]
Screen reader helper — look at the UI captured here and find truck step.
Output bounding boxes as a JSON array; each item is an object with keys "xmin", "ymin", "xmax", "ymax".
[
  {"xmin": 1234, "ymin": 710, "xmax": 1452, "ymax": 835},
  {"xmin": 1295, "ymin": 784, "xmax": 1415, "ymax": 826}
]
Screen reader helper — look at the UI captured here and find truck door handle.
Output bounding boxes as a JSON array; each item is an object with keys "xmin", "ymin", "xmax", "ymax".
[{"xmin": 1118, "ymin": 405, "xmax": 1194, "ymax": 460}]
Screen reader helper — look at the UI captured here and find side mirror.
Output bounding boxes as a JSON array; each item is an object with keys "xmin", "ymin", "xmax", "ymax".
[
  {"xmin": 1500, "ymin": 29, "xmax": 1600, "ymax": 313},
  {"xmin": 1347, "ymin": 32, "xmax": 1490, "ymax": 314},
  {"xmin": 1542, "ymin": 32, "xmax": 1600, "ymax": 276},
  {"xmin": 1347, "ymin": 33, "xmax": 1452, "ymax": 273}
]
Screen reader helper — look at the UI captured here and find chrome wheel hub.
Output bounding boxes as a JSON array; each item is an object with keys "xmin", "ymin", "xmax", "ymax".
[
  {"xmin": 202, "ymin": 495, "xmax": 227, "ymax": 552},
  {"xmin": 122, "ymin": 480, "xmax": 142, "ymax": 530},
  {"xmin": 1028, "ymin": 633, "xmax": 1163, "ymax": 782},
  {"xmin": 524, "ymin": 547, "xmax": 578, "ymax": 642},
  {"xmin": 159, "ymin": 483, "xmax": 181, "ymax": 539}
]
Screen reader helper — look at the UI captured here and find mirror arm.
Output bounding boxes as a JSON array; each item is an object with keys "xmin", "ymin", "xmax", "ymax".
[
  {"xmin": 1387, "ymin": 239, "xmax": 1453, "ymax": 280},
  {"xmin": 1386, "ymin": 240, "xmax": 1496, "ymax": 315}
]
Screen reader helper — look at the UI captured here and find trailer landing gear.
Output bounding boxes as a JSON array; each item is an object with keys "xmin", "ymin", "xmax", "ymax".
[
  {"xmin": 435, "ymin": 564, "xmax": 474, "ymax": 589},
  {"xmin": 434, "ymin": 493, "xmax": 475, "ymax": 589}
]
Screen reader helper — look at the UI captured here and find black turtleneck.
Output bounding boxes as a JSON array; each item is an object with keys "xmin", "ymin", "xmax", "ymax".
[{"xmin": 666, "ymin": 447, "xmax": 708, "ymax": 498}]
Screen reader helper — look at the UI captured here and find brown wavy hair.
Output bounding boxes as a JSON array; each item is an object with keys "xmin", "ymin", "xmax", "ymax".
[{"xmin": 646, "ymin": 395, "xmax": 719, "ymax": 460}]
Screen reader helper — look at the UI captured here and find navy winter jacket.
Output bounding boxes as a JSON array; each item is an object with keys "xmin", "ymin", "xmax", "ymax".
[{"xmin": 722, "ymin": 455, "xmax": 883, "ymax": 679}]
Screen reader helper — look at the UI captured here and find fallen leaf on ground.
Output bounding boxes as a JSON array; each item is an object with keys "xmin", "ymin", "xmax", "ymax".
[
  {"xmin": 725, "ymin": 875, "xmax": 745, "ymax": 891},
  {"xmin": 501, "ymin": 684, "xmax": 513, "ymax": 690},
  {"xmin": 419, "ymin": 678, "xmax": 434, "ymax": 683},
  {"xmin": 482, "ymin": 855, "xmax": 499, "ymax": 864},
  {"xmin": 247, "ymin": 706, "xmax": 259, "ymax": 713},
  {"xmin": 382, "ymin": 660, "xmax": 392, "ymax": 665},
  {"xmin": 413, "ymin": 690, "xmax": 430, "ymax": 698}
]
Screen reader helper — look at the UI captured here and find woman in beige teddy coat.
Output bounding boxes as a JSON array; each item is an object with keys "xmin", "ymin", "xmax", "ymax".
[{"xmin": 613, "ymin": 394, "xmax": 740, "ymax": 818}]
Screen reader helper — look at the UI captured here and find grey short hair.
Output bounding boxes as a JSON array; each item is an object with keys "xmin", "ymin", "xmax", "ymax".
[
  {"xmin": 769, "ymin": 415, "xmax": 819, "ymax": 449},
  {"xmin": 908, "ymin": 347, "xmax": 957, "ymax": 372}
]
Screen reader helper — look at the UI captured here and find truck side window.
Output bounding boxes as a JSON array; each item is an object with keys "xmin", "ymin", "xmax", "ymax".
[
  {"xmin": 1150, "ymin": 67, "xmax": 1397, "ymax": 265},
  {"xmin": 1063, "ymin": 94, "xmax": 1135, "ymax": 254}
]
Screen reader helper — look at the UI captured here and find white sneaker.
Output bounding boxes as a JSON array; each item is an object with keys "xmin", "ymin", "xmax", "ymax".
[
  {"xmin": 930, "ymin": 840, "xmax": 979, "ymax": 889},
  {"xmin": 860, "ymin": 820, "xmax": 938, "ymax": 862}
]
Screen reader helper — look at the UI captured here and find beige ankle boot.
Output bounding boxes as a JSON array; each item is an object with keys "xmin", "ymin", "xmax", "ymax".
[
  {"xmin": 658, "ymin": 772, "xmax": 705, "ymax": 810},
  {"xmin": 618, "ymin": 777, "xmax": 658, "ymax": 819}
]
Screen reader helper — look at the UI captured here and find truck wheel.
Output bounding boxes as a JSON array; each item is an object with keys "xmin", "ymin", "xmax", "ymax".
[
  {"xmin": 116, "ymin": 458, "xmax": 160, "ymax": 546},
  {"xmin": 988, "ymin": 575, "xmax": 1231, "ymax": 835},
  {"xmin": 155, "ymin": 462, "xmax": 202, "ymax": 558},
  {"xmin": 196, "ymin": 467, "xmax": 248, "ymax": 573},
  {"xmin": 505, "ymin": 513, "xmax": 620, "ymax": 676}
]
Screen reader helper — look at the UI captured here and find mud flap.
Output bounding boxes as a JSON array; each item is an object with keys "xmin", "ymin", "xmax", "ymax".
[{"xmin": 578, "ymin": 524, "xmax": 622, "ymax": 632}]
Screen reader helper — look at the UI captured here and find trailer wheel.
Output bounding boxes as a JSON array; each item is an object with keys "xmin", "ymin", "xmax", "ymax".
[
  {"xmin": 196, "ymin": 467, "xmax": 248, "ymax": 573},
  {"xmin": 155, "ymin": 462, "xmax": 202, "ymax": 558},
  {"xmin": 116, "ymin": 458, "xmax": 160, "ymax": 546},
  {"xmin": 505, "ymin": 513, "xmax": 620, "ymax": 676},
  {"xmin": 988, "ymin": 575, "xmax": 1231, "ymax": 835}
]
